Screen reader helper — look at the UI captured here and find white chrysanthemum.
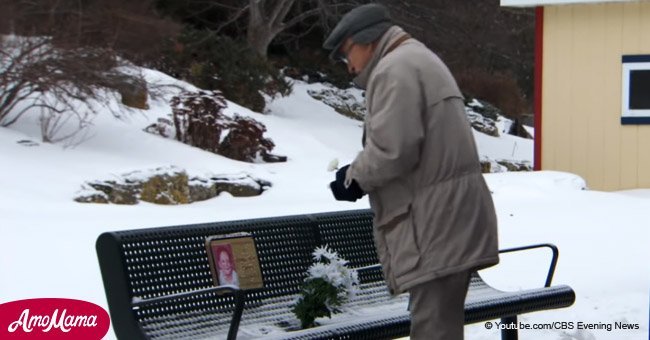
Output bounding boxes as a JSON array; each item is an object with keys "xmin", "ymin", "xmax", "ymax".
[
  {"xmin": 326, "ymin": 270, "xmax": 344, "ymax": 286},
  {"xmin": 306, "ymin": 245, "xmax": 359, "ymax": 295},
  {"xmin": 327, "ymin": 158, "xmax": 340, "ymax": 172},
  {"xmin": 308, "ymin": 263, "xmax": 329, "ymax": 279},
  {"xmin": 293, "ymin": 245, "xmax": 361, "ymax": 326},
  {"xmin": 312, "ymin": 245, "xmax": 341, "ymax": 263}
]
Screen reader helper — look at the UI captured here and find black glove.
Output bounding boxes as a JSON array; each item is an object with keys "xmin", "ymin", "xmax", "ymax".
[{"xmin": 329, "ymin": 164, "xmax": 364, "ymax": 202}]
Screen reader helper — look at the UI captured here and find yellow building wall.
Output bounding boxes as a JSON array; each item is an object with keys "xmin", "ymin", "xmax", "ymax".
[{"xmin": 542, "ymin": 2, "xmax": 650, "ymax": 190}]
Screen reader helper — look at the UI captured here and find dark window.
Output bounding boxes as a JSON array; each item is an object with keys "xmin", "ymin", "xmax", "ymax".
[{"xmin": 629, "ymin": 70, "xmax": 650, "ymax": 109}]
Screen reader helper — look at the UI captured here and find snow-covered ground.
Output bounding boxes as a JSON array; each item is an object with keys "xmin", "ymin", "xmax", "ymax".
[{"xmin": 1, "ymin": 69, "xmax": 648, "ymax": 339}]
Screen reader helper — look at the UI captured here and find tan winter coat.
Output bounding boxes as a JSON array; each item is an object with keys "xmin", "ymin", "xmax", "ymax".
[{"xmin": 347, "ymin": 26, "xmax": 499, "ymax": 294}]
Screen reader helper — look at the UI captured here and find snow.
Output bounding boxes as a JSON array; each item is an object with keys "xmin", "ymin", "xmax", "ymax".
[
  {"xmin": 523, "ymin": 124, "xmax": 535, "ymax": 138},
  {"xmin": 1, "ymin": 68, "xmax": 648, "ymax": 340}
]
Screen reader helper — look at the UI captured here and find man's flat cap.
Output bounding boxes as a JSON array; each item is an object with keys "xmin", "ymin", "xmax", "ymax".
[{"xmin": 323, "ymin": 4, "xmax": 392, "ymax": 60}]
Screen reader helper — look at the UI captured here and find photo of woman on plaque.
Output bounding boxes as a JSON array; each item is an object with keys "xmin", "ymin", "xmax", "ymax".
[{"xmin": 214, "ymin": 244, "xmax": 240, "ymax": 287}]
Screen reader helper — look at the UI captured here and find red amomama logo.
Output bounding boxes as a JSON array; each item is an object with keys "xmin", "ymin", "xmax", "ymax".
[{"xmin": 0, "ymin": 298, "xmax": 110, "ymax": 339}]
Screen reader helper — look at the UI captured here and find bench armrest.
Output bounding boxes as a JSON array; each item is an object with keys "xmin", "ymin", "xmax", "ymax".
[
  {"xmin": 354, "ymin": 263, "xmax": 383, "ymax": 273},
  {"xmin": 131, "ymin": 285, "xmax": 245, "ymax": 340},
  {"xmin": 498, "ymin": 243, "xmax": 559, "ymax": 287},
  {"xmin": 353, "ymin": 244, "xmax": 559, "ymax": 288}
]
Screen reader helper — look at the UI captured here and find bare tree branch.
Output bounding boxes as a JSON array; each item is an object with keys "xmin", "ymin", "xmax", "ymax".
[
  {"xmin": 275, "ymin": 0, "xmax": 296, "ymax": 26},
  {"xmin": 216, "ymin": 4, "xmax": 250, "ymax": 33},
  {"xmin": 0, "ymin": 27, "xmax": 145, "ymax": 142},
  {"xmin": 283, "ymin": 7, "xmax": 321, "ymax": 29}
]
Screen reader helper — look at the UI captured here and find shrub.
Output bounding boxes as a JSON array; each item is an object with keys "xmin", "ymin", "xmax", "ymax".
[
  {"xmin": 170, "ymin": 90, "xmax": 285, "ymax": 163},
  {"xmin": 454, "ymin": 68, "xmax": 528, "ymax": 121},
  {"xmin": 219, "ymin": 115, "xmax": 279, "ymax": 163},
  {"xmin": 171, "ymin": 90, "xmax": 228, "ymax": 154},
  {"xmin": 0, "ymin": 35, "xmax": 146, "ymax": 143},
  {"xmin": 156, "ymin": 30, "xmax": 291, "ymax": 112},
  {"xmin": 306, "ymin": 88, "xmax": 366, "ymax": 121},
  {"xmin": 279, "ymin": 47, "xmax": 353, "ymax": 89}
]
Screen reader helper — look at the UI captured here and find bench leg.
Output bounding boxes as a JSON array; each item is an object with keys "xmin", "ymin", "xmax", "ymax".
[
  {"xmin": 227, "ymin": 290, "xmax": 246, "ymax": 340},
  {"xmin": 500, "ymin": 316, "xmax": 518, "ymax": 340}
]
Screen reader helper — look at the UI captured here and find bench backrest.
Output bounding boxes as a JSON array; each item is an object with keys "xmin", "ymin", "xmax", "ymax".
[{"xmin": 96, "ymin": 209, "xmax": 378, "ymax": 339}]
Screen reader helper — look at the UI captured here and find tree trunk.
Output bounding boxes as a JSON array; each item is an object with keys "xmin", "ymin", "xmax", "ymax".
[
  {"xmin": 247, "ymin": 22, "xmax": 275, "ymax": 60},
  {"xmin": 246, "ymin": 0, "xmax": 294, "ymax": 60}
]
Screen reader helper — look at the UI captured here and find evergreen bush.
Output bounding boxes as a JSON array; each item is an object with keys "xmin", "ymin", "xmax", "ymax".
[
  {"xmin": 280, "ymin": 47, "xmax": 353, "ymax": 89},
  {"xmin": 156, "ymin": 29, "xmax": 291, "ymax": 112}
]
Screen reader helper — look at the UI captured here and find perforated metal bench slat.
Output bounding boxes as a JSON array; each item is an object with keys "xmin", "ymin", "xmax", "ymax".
[{"xmin": 312, "ymin": 210, "xmax": 383, "ymax": 284}]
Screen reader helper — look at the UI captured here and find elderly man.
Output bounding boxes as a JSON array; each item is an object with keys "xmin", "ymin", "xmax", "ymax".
[{"xmin": 324, "ymin": 4, "xmax": 499, "ymax": 339}]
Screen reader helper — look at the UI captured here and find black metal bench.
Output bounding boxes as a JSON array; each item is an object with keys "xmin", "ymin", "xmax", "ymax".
[{"xmin": 96, "ymin": 209, "xmax": 575, "ymax": 340}]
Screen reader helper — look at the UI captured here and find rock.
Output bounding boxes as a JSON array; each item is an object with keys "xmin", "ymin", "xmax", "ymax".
[
  {"xmin": 464, "ymin": 98, "xmax": 504, "ymax": 137},
  {"xmin": 483, "ymin": 158, "xmax": 532, "ymax": 173},
  {"xmin": 87, "ymin": 182, "xmax": 113, "ymax": 196},
  {"xmin": 480, "ymin": 160, "xmax": 492, "ymax": 173},
  {"xmin": 496, "ymin": 160, "xmax": 533, "ymax": 172},
  {"xmin": 75, "ymin": 167, "xmax": 270, "ymax": 204},
  {"xmin": 110, "ymin": 185, "xmax": 140, "ymax": 205},
  {"xmin": 465, "ymin": 106, "xmax": 499, "ymax": 137},
  {"xmin": 471, "ymin": 120, "xmax": 499, "ymax": 137},
  {"xmin": 508, "ymin": 118, "xmax": 534, "ymax": 139},
  {"xmin": 479, "ymin": 157, "xmax": 507, "ymax": 174},
  {"xmin": 17, "ymin": 140, "xmax": 39, "ymax": 147},
  {"xmin": 190, "ymin": 175, "xmax": 271, "ymax": 201},
  {"xmin": 88, "ymin": 182, "xmax": 139, "ymax": 205},
  {"xmin": 262, "ymin": 152, "xmax": 288, "ymax": 163},
  {"xmin": 212, "ymin": 176, "xmax": 271, "ymax": 197},
  {"xmin": 140, "ymin": 171, "xmax": 190, "ymax": 205},
  {"xmin": 307, "ymin": 89, "xmax": 366, "ymax": 121},
  {"xmin": 74, "ymin": 192, "xmax": 109, "ymax": 204},
  {"xmin": 144, "ymin": 117, "xmax": 175, "ymax": 138},
  {"xmin": 188, "ymin": 178, "xmax": 218, "ymax": 202},
  {"xmin": 466, "ymin": 98, "xmax": 501, "ymax": 121},
  {"xmin": 113, "ymin": 76, "xmax": 149, "ymax": 110},
  {"xmin": 214, "ymin": 182, "xmax": 261, "ymax": 197},
  {"xmin": 334, "ymin": 106, "xmax": 365, "ymax": 121}
]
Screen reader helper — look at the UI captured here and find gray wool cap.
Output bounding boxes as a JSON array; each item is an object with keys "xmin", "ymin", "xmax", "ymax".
[{"xmin": 323, "ymin": 3, "xmax": 392, "ymax": 61}]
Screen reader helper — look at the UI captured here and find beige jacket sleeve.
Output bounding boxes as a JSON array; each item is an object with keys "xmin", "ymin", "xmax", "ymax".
[{"xmin": 348, "ymin": 65, "xmax": 424, "ymax": 192}]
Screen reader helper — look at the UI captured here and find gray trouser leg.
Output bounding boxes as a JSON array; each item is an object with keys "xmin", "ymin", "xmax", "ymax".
[{"xmin": 408, "ymin": 270, "xmax": 472, "ymax": 340}]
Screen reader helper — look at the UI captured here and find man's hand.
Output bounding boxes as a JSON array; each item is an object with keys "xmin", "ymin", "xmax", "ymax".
[{"xmin": 329, "ymin": 164, "xmax": 364, "ymax": 202}]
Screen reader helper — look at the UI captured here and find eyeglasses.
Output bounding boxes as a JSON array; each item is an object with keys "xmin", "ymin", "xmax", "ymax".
[{"xmin": 339, "ymin": 42, "xmax": 354, "ymax": 64}]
